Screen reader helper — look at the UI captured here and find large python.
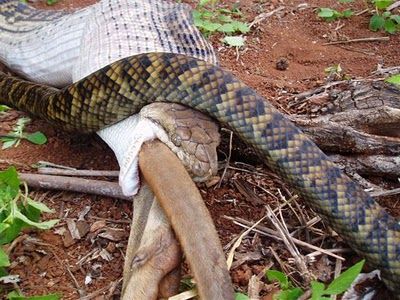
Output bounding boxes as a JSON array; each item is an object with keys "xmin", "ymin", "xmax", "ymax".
[{"xmin": 0, "ymin": 0, "xmax": 399, "ymax": 295}]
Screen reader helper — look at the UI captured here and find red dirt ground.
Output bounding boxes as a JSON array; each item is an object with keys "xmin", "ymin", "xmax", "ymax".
[{"xmin": 1, "ymin": 0, "xmax": 399, "ymax": 299}]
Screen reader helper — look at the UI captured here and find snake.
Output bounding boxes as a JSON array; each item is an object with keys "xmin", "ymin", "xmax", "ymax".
[{"xmin": 0, "ymin": 0, "xmax": 399, "ymax": 295}]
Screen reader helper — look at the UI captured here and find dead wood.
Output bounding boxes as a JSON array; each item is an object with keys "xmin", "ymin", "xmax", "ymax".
[
  {"xmin": 288, "ymin": 80, "xmax": 400, "ymax": 178},
  {"xmin": 19, "ymin": 173, "xmax": 130, "ymax": 200}
]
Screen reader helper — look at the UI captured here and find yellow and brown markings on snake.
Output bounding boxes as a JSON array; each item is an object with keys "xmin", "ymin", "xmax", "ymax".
[{"xmin": 1, "ymin": 52, "xmax": 400, "ymax": 291}]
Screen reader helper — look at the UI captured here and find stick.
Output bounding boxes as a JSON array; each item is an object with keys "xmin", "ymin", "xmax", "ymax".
[
  {"xmin": 224, "ymin": 216, "xmax": 345, "ymax": 260},
  {"xmin": 323, "ymin": 37, "xmax": 390, "ymax": 45},
  {"xmin": 38, "ymin": 167, "xmax": 119, "ymax": 177},
  {"xmin": 370, "ymin": 187, "xmax": 400, "ymax": 198},
  {"xmin": 19, "ymin": 173, "xmax": 130, "ymax": 200}
]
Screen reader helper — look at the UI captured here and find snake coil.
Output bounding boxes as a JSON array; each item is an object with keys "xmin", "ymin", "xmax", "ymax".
[{"xmin": 1, "ymin": 52, "xmax": 399, "ymax": 293}]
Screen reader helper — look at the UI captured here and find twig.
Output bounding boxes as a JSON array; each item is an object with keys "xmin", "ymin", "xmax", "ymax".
[
  {"xmin": 373, "ymin": 64, "xmax": 400, "ymax": 76},
  {"xmin": 266, "ymin": 205, "xmax": 310, "ymax": 282},
  {"xmin": 370, "ymin": 187, "xmax": 400, "ymax": 198},
  {"xmin": 249, "ymin": 6, "xmax": 285, "ymax": 28},
  {"xmin": 355, "ymin": 8, "xmax": 370, "ymax": 16},
  {"xmin": 323, "ymin": 37, "xmax": 390, "ymax": 45},
  {"xmin": 38, "ymin": 167, "xmax": 119, "ymax": 177},
  {"xmin": 36, "ymin": 161, "xmax": 76, "ymax": 170},
  {"xmin": 19, "ymin": 173, "xmax": 131, "ymax": 200},
  {"xmin": 224, "ymin": 216, "xmax": 345, "ymax": 261},
  {"xmin": 226, "ymin": 216, "xmax": 267, "ymax": 270},
  {"xmin": 81, "ymin": 278, "xmax": 122, "ymax": 300},
  {"xmin": 387, "ymin": 1, "xmax": 400, "ymax": 11}
]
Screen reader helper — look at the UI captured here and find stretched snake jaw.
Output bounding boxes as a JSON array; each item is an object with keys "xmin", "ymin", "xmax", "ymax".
[
  {"xmin": 97, "ymin": 114, "xmax": 159, "ymax": 196},
  {"xmin": 96, "ymin": 102, "xmax": 221, "ymax": 196}
]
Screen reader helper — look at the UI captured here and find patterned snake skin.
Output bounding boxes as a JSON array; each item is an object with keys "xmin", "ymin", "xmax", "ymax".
[
  {"xmin": 0, "ymin": 0, "xmax": 399, "ymax": 295},
  {"xmin": 1, "ymin": 53, "xmax": 400, "ymax": 292}
]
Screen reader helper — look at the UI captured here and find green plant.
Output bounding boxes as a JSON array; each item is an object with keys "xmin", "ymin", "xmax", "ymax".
[
  {"xmin": 46, "ymin": 0, "xmax": 59, "ymax": 6},
  {"xmin": 0, "ymin": 117, "xmax": 47, "ymax": 149},
  {"xmin": 385, "ymin": 73, "xmax": 400, "ymax": 85},
  {"xmin": 192, "ymin": 0, "xmax": 249, "ymax": 47},
  {"xmin": 234, "ymin": 292, "xmax": 250, "ymax": 300},
  {"xmin": 266, "ymin": 270, "xmax": 303, "ymax": 300},
  {"xmin": 317, "ymin": 7, "xmax": 353, "ymax": 21},
  {"xmin": 6, "ymin": 291, "xmax": 61, "ymax": 300},
  {"xmin": 0, "ymin": 167, "xmax": 59, "ymax": 298},
  {"xmin": 317, "ymin": 0, "xmax": 400, "ymax": 34},
  {"xmin": 266, "ymin": 260, "xmax": 365, "ymax": 300},
  {"xmin": 0, "ymin": 105, "xmax": 9, "ymax": 114},
  {"xmin": 369, "ymin": 0, "xmax": 400, "ymax": 33}
]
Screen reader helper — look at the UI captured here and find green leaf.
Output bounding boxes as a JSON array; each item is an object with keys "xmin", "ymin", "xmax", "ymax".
[
  {"xmin": 0, "ymin": 167, "xmax": 20, "ymax": 197},
  {"xmin": 276, "ymin": 288, "xmax": 304, "ymax": 300},
  {"xmin": 0, "ymin": 266, "xmax": 8, "ymax": 276},
  {"xmin": 0, "ymin": 247, "xmax": 10, "ymax": 267},
  {"xmin": 0, "ymin": 218, "xmax": 25, "ymax": 245},
  {"xmin": 391, "ymin": 14, "xmax": 400, "ymax": 24},
  {"xmin": 25, "ymin": 132, "xmax": 47, "ymax": 145},
  {"xmin": 318, "ymin": 8, "xmax": 335, "ymax": 18},
  {"xmin": 200, "ymin": 20, "xmax": 221, "ymax": 32},
  {"xmin": 199, "ymin": 0, "xmax": 211, "ymax": 6},
  {"xmin": 1, "ymin": 139, "xmax": 17, "ymax": 149},
  {"xmin": 384, "ymin": 18, "xmax": 397, "ymax": 33},
  {"xmin": 310, "ymin": 281, "xmax": 325, "ymax": 300},
  {"xmin": 0, "ymin": 223, "xmax": 9, "ymax": 235},
  {"xmin": 342, "ymin": 9, "xmax": 354, "ymax": 18},
  {"xmin": 231, "ymin": 21, "xmax": 250, "ymax": 33},
  {"xmin": 382, "ymin": 11, "xmax": 392, "ymax": 18},
  {"xmin": 369, "ymin": 14, "xmax": 385, "ymax": 31},
  {"xmin": 14, "ymin": 209, "xmax": 58, "ymax": 230},
  {"xmin": 234, "ymin": 292, "xmax": 250, "ymax": 300},
  {"xmin": 8, "ymin": 293, "xmax": 62, "ymax": 300},
  {"xmin": 46, "ymin": 0, "xmax": 59, "ymax": 5},
  {"xmin": 223, "ymin": 36, "xmax": 245, "ymax": 47},
  {"xmin": 26, "ymin": 198, "xmax": 54, "ymax": 214},
  {"xmin": 218, "ymin": 14, "xmax": 233, "ymax": 22},
  {"xmin": 266, "ymin": 270, "xmax": 289, "ymax": 290},
  {"xmin": 373, "ymin": 0, "xmax": 394, "ymax": 10},
  {"xmin": 385, "ymin": 74, "xmax": 400, "ymax": 85},
  {"xmin": 217, "ymin": 23, "xmax": 236, "ymax": 33},
  {"xmin": 324, "ymin": 260, "xmax": 365, "ymax": 295},
  {"xmin": 0, "ymin": 105, "xmax": 9, "ymax": 112}
]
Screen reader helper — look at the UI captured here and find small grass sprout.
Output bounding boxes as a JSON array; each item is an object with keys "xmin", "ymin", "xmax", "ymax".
[
  {"xmin": 1, "ymin": 117, "xmax": 47, "ymax": 149},
  {"xmin": 317, "ymin": 7, "xmax": 353, "ymax": 21},
  {"xmin": 385, "ymin": 74, "xmax": 400, "ymax": 86}
]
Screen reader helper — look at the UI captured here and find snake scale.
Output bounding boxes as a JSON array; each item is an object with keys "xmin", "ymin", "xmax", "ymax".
[{"xmin": 0, "ymin": 0, "xmax": 399, "ymax": 295}]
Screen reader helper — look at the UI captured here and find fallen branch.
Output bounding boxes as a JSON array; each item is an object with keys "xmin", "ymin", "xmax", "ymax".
[
  {"xmin": 19, "ymin": 173, "xmax": 130, "ymax": 200},
  {"xmin": 330, "ymin": 154, "xmax": 400, "ymax": 178}
]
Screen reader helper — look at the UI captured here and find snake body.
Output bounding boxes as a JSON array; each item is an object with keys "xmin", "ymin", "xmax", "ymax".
[
  {"xmin": 0, "ymin": 0, "xmax": 399, "ymax": 294},
  {"xmin": 1, "ymin": 52, "xmax": 400, "ymax": 292}
]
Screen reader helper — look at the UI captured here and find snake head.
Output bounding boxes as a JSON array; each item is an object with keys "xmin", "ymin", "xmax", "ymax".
[{"xmin": 140, "ymin": 103, "xmax": 220, "ymax": 182}]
